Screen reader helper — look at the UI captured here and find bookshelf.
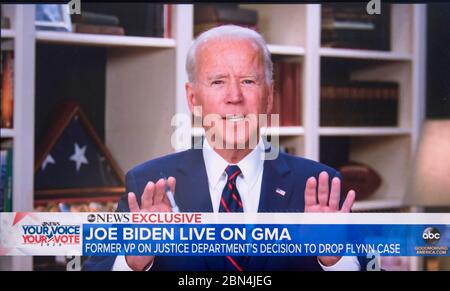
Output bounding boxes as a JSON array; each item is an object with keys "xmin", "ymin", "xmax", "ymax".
[
  {"xmin": 267, "ymin": 44, "xmax": 305, "ymax": 56},
  {"xmin": 0, "ymin": 4, "xmax": 426, "ymax": 271},
  {"xmin": 36, "ymin": 30, "xmax": 176, "ymax": 48},
  {"xmin": 0, "ymin": 4, "xmax": 35, "ymax": 271},
  {"xmin": 351, "ymin": 199, "xmax": 404, "ymax": 212},
  {"xmin": 319, "ymin": 47, "xmax": 413, "ymax": 61},
  {"xmin": 319, "ymin": 127, "xmax": 411, "ymax": 136},
  {"xmin": 0, "ymin": 128, "xmax": 15, "ymax": 138},
  {"xmin": 1, "ymin": 29, "xmax": 14, "ymax": 38}
]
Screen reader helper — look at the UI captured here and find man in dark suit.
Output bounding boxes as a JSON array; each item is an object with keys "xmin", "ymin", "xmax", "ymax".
[{"xmin": 83, "ymin": 25, "xmax": 361, "ymax": 271}]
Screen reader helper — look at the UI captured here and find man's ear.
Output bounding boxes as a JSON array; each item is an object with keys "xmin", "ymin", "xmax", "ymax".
[
  {"xmin": 266, "ymin": 82, "xmax": 274, "ymax": 114},
  {"xmin": 186, "ymin": 82, "xmax": 196, "ymax": 114}
]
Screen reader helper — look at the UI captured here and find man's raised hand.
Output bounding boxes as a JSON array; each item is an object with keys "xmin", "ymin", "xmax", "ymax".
[
  {"xmin": 304, "ymin": 171, "xmax": 355, "ymax": 267},
  {"xmin": 304, "ymin": 171, "xmax": 355, "ymax": 213},
  {"xmin": 125, "ymin": 177, "xmax": 176, "ymax": 271}
]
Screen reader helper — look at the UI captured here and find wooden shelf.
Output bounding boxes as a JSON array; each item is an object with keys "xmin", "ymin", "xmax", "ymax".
[
  {"xmin": 261, "ymin": 126, "xmax": 305, "ymax": 136},
  {"xmin": 320, "ymin": 47, "xmax": 413, "ymax": 61},
  {"xmin": 267, "ymin": 44, "xmax": 305, "ymax": 56},
  {"xmin": 36, "ymin": 31, "xmax": 176, "ymax": 48},
  {"xmin": 319, "ymin": 127, "xmax": 411, "ymax": 136},
  {"xmin": 192, "ymin": 126, "xmax": 409, "ymax": 141},
  {"xmin": 191, "ymin": 126, "xmax": 305, "ymax": 137},
  {"xmin": 352, "ymin": 199, "xmax": 404, "ymax": 211},
  {"xmin": 1, "ymin": 29, "xmax": 14, "ymax": 39},
  {"xmin": 0, "ymin": 128, "xmax": 15, "ymax": 138}
]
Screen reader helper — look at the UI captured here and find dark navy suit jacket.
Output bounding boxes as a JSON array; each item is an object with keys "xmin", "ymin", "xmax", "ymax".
[{"xmin": 83, "ymin": 147, "xmax": 367, "ymax": 271}]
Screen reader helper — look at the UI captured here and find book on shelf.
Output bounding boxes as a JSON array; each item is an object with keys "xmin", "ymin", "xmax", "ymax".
[
  {"xmin": 72, "ymin": 11, "xmax": 120, "ymax": 26},
  {"xmin": 82, "ymin": 3, "xmax": 167, "ymax": 38},
  {"xmin": 320, "ymin": 81, "xmax": 398, "ymax": 127},
  {"xmin": 194, "ymin": 4, "xmax": 258, "ymax": 25},
  {"xmin": 194, "ymin": 4, "xmax": 258, "ymax": 37},
  {"xmin": 194, "ymin": 22, "xmax": 258, "ymax": 37},
  {"xmin": 1, "ymin": 42, "xmax": 14, "ymax": 129},
  {"xmin": 71, "ymin": 10, "xmax": 125, "ymax": 35},
  {"xmin": 272, "ymin": 60, "xmax": 302, "ymax": 127},
  {"xmin": 0, "ymin": 141, "xmax": 13, "ymax": 212},
  {"xmin": 1, "ymin": 17, "xmax": 10, "ymax": 29},
  {"xmin": 321, "ymin": 3, "xmax": 390, "ymax": 51},
  {"xmin": 72, "ymin": 23, "xmax": 125, "ymax": 35}
]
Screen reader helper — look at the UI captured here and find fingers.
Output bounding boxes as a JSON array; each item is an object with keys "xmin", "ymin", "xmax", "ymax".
[
  {"xmin": 340, "ymin": 190, "xmax": 356, "ymax": 213},
  {"xmin": 304, "ymin": 177, "xmax": 317, "ymax": 207},
  {"xmin": 141, "ymin": 182, "xmax": 155, "ymax": 210},
  {"xmin": 131, "ymin": 177, "xmax": 177, "ymax": 213},
  {"xmin": 167, "ymin": 176, "xmax": 176, "ymax": 194},
  {"xmin": 161, "ymin": 176, "xmax": 176, "ymax": 205},
  {"xmin": 305, "ymin": 172, "xmax": 354, "ymax": 213},
  {"xmin": 317, "ymin": 171, "xmax": 329, "ymax": 206},
  {"xmin": 128, "ymin": 192, "xmax": 140, "ymax": 212},
  {"xmin": 328, "ymin": 177, "xmax": 341, "ymax": 210},
  {"xmin": 153, "ymin": 178, "xmax": 167, "ymax": 204}
]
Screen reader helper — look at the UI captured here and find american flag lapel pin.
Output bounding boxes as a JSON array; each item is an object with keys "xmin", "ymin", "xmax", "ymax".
[{"xmin": 275, "ymin": 188, "xmax": 286, "ymax": 197}]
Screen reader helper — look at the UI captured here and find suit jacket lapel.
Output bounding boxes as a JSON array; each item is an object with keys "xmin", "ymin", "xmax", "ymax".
[
  {"xmin": 175, "ymin": 148, "xmax": 213, "ymax": 212},
  {"xmin": 258, "ymin": 152, "xmax": 292, "ymax": 212},
  {"xmin": 175, "ymin": 148, "xmax": 225, "ymax": 270},
  {"xmin": 245, "ymin": 152, "xmax": 292, "ymax": 271}
]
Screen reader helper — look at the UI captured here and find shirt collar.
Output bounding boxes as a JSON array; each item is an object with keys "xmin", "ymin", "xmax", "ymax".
[{"xmin": 202, "ymin": 138, "xmax": 265, "ymax": 190}]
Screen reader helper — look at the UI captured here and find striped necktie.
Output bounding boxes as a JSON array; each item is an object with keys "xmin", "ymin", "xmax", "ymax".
[
  {"xmin": 220, "ymin": 165, "xmax": 246, "ymax": 271},
  {"xmin": 220, "ymin": 165, "xmax": 243, "ymax": 213}
]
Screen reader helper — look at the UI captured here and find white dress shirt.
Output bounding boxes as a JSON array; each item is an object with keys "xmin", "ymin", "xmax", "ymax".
[
  {"xmin": 112, "ymin": 138, "xmax": 360, "ymax": 271},
  {"xmin": 202, "ymin": 137, "xmax": 265, "ymax": 213}
]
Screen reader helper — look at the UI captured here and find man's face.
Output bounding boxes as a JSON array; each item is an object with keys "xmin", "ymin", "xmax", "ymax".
[{"xmin": 186, "ymin": 38, "xmax": 273, "ymax": 149}]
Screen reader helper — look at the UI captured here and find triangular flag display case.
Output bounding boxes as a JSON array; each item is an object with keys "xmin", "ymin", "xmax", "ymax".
[{"xmin": 34, "ymin": 102, "xmax": 125, "ymax": 206}]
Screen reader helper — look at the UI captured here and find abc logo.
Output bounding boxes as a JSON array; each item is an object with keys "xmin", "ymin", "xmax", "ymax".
[
  {"xmin": 87, "ymin": 214, "xmax": 96, "ymax": 223},
  {"xmin": 422, "ymin": 227, "xmax": 440, "ymax": 244}
]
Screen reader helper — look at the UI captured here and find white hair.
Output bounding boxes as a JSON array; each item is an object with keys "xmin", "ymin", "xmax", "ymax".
[{"xmin": 186, "ymin": 25, "xmax": 273, "ymax": 85}]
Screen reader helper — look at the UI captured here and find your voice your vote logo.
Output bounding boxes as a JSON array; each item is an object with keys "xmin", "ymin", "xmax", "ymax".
[{"xmin": 21, "ymin": 222, "xmax": 81, "ymax": 246}]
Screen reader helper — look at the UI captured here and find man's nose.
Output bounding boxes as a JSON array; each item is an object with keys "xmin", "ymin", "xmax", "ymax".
[{"xmin": 225, "ymin": 80, "xmax": 243, "ymax": 104}]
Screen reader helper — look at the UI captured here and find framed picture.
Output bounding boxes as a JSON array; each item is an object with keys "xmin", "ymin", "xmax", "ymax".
[{"xmin": 35, "ymin": 4, "xmax": 72, "ymax": 32}]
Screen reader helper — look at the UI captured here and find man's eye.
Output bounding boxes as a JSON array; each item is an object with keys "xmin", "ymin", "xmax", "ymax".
[
  {"xmin": 211, "ymin": 80, "xmax": 224, "ymax": 85},
  {"xmin": 242, "ymin": 79, "xmax": 256, "ymax": 85}
]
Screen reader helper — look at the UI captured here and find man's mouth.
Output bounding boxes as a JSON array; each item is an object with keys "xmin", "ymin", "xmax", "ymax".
[{"xmin": 224, "ymin": 114, "xmax": 245, "ymax": 122}]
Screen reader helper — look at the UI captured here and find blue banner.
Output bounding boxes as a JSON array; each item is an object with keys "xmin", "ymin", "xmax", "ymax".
[{"xmin": 82, "ymin": 224, "xmax": 449, "ymax": 256}]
